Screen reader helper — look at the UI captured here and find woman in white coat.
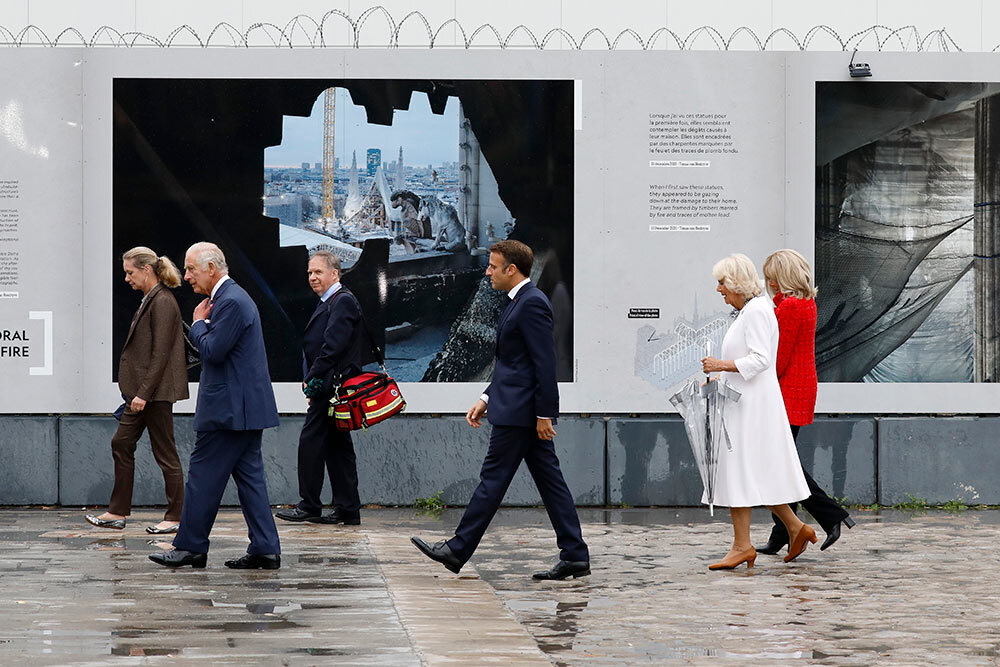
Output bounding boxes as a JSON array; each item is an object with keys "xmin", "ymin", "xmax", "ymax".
[{"xmin": 700, "ymin": 254, "xmax": 814, "ymax": 570}]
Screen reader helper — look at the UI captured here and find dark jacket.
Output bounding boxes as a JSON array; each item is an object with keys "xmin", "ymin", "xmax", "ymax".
[
  {"xmin": 188, "ymin": 278, "xmax": 279, "ymax": 432},
  {"xmin": 118, "ymin": 282, "xmax": 189, "ymax": 403},
  {"xmin": 302, "ymin": 285, "xmax": 364, "ymax": 392},
  {"xmin": 484, "ymin": 281, "xmax": 559, "ymax": 427}
]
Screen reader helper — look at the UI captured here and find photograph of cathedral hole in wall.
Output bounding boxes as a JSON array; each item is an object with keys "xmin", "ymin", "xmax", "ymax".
[
  {"xmin": 815, "ymin": 81, "xmax": 1000, "ymax": 383},
  {"xmin": 113, "ymin": 78, "xmax": 574, "ymax": 384}
]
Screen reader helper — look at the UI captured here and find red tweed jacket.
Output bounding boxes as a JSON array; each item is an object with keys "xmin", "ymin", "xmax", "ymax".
[{"xmin": 773, "ymin": 293, "xmax": 818, "ymax": 426}]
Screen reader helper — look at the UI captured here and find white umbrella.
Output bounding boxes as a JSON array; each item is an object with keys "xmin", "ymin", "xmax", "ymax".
[{"xmin": 668, "ymin": 343, "xmax": 741, "ymax": 516}]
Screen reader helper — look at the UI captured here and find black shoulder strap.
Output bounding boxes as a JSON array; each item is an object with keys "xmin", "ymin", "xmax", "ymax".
[{"xmin": 328, "ymin": 287, "xmax": 385, "ymax": 369}]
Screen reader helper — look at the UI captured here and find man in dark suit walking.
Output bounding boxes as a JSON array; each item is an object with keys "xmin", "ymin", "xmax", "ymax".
[
  {"xmin": 411, "ymin": 240, "xmax": 590, "ymax": 580},
  {"xmin": 149, "ymin": 242, "xmax": 282, "ymax": 570},
  {"xmin": 276, "ymin": 251, "xmax": 364, "ymax": 526}
]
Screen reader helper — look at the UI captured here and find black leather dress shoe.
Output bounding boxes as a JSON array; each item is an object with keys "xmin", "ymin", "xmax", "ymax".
[
  {"xmin": 820, "ymin": 516, "xmax": 856, "ymax": 551},
  {"xmin": 532, "ymin": 560, "xmax": 591, "ymax": 580},
  {"xmin": 410, "ymin": 536, "xmax": 463, "ymax": 573},
  {"xmin": 225, "ymin": 553, "xmax": 281, "ymax": 569},
  {"xmin": 85, "ymin": 515, "xmax": 126, "ymax": 530},
  {"xmin": 148, "ymin": 549, "xmax": 207, "ymax": 568},
  {"xmin": 755, "ymin": 535, "xmax": 789, "ymax": 555},
  {"xmin": 275, "ymin": 507, "xmax": 320, "ymax": 522},
  {"xmin": 308, "ymin": 510, "xmax": 361, "ymax": 525}
]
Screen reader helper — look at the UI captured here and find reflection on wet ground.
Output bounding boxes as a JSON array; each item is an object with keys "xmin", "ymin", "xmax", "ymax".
[{"xmin": 0, "ymin": 507, "xmax": 998, "ymax": 663}]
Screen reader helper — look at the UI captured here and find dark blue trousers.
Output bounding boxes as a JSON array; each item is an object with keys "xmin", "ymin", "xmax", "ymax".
[
  {"xmin": 296, "ymin": 401, "xmax": 360, "ymax": 516},
  {"xmin": 447, "ymin": 425, "xmax": 589, "ymax": 564},
  {"xmin": 172, "ymin": 429, "xmax": 281, "ymax": 555}
]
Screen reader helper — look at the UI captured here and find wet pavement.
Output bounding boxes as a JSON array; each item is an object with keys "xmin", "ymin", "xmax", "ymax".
[{"xmin": 1, "ymin": 506, "xmax": 999, "ymax": 665}]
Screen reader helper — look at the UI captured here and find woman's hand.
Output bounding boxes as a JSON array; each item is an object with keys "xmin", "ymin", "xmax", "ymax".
[
  {"xmin": 702, "ymin": 356, "xmax": 735, "ymax": 374},
  {"xmin": 130, "ymin": 396, "xmax": 147, "ymax": 412}
]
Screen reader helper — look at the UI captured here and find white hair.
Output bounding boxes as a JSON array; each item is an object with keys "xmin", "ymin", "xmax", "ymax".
[
  {"xmin": 712, "ymin": 253, "xmax": 763, "ymax": 299},
  {"xmin": 186, "ymin": 242, "xmax": 228, "ymax": 273}
]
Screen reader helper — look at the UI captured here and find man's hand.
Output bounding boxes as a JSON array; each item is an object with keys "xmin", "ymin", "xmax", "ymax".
[
  {"xmin": 193, "ymin": 298, "xmax": 213, "ymax": 322},
  {"xmin": 303, "ymin": 377, "xmax": 325, "ymax": 399},
  {"xmin": 466, "ymin": 399, "xmax": 487, "ymax": 428},
  {"xmin": 536, "ymin": 418, "xmax": 556, "ymax": 441},
  {"xmin": 130, "ymin": 396, "xmax": 147, "ymax": 412}
]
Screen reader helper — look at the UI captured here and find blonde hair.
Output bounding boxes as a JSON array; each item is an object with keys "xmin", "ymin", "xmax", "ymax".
[
  {"xmin": 763, "ymin": 249, "xmax": 818, "ymax": 299},
  {"xmin": 712, "ymin": 254, "xmax": 763, "ymax": 299},
  {"xmin": 122, "ymin": 246, "xmax": 182, "ymax": 288}
]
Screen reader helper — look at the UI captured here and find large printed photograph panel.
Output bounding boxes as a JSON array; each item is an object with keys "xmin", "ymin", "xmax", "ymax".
[
  {"xmin": 113, "ymin": 78, "xmax": 574, "ymax": 384},
  {"xmin": 815, "ymin": 81, "xmax": 1000, "ymax": 383}
]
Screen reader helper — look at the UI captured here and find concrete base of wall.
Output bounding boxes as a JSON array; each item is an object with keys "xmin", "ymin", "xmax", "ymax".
[
  {"xmin": 1, "ymin": 414, "xmax": 994, "ymax": 507},
  {"xmin": 0, "ymin": 417, "xmax": 59, "ymax": 504},
  {"xmin": 878, "ymin": 417, "xmax": 1000, "ymax": 505}
]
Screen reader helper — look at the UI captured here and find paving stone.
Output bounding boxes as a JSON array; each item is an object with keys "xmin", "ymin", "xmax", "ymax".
[{"xmin": 1, "ymin": 507, "xmax": 998, "ymax": 664}]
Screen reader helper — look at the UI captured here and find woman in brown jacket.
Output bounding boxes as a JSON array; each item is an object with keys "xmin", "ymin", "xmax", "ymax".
[{"xmin": 86, "ymin": 247, "xmax": 190, "ymax": 533}]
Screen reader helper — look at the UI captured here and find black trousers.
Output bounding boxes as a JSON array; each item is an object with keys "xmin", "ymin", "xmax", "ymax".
[
  {"xmin": 769, "ymin": 424, "xmax": 850, "ymax": 540},
  {"xmin": 296, "ymin": 400, "xmax": 360, "ymax": 516},
  {"xmin": 446, "ymin": 424, "xmax": 589, "ymax": 564}
]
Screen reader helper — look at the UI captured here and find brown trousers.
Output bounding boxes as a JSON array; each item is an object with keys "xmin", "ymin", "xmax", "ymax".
[{"xmin": 108, "ymin": 401, "xmax": 184, "ymax": 521}]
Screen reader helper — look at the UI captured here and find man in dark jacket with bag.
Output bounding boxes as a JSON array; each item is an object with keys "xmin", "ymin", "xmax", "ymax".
[{"xmin": 276, "ymin": 250, "xmax": 365, "ymax": 526}]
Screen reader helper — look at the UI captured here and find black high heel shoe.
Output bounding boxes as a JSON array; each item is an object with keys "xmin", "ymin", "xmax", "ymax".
[{"xmin": 820, "ymin": 516, "xmax": 856, "ymax": 551}]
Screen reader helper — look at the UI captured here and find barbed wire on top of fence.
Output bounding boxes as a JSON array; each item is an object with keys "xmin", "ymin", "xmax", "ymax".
[{"xmin": 0, "ymin": 8, "xmax": 978, "ymax": 51}]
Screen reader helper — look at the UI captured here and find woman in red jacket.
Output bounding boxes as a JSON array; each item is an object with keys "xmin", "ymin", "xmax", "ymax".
[{"xmin": 757, "ymin": 249, "xmax": 855, "ymax": 555}]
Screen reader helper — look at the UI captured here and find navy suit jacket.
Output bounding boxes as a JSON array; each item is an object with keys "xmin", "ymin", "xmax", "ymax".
[
  {"xmin": 189, "ymin": 279, "xmax": 279, "ymax": 432},
  {"xmin": 302, "ymin": 285, "xmax": 364, "ymax": 390},
  {"xmin": 484, "ymin": 281, "xmax": 559, "ymax": 428}
]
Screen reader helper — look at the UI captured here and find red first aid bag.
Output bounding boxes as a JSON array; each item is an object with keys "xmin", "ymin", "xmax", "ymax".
[{"xmin": 328, "ymin": 371, "xmax": 406, "ymax": 431}]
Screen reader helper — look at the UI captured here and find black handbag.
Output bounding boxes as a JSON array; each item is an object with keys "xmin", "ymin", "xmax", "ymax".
[{"xmin": 182, "ymin": 321, "xmax": 201, "ymax": 369}]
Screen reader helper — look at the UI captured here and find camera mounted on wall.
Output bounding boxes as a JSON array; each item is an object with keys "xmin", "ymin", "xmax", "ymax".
[{"xmin": 848, "ymin": 49, "xmax": 872, "ymax": 78}]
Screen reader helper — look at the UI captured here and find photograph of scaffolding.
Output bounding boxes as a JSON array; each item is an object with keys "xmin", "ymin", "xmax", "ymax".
[{"xmin": 815, "ymin": 81, "xmax": 1000, "ymax": 383}]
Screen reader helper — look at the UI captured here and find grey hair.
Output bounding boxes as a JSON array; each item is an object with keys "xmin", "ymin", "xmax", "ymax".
[
  {"xmin": 186, "ymin": 242, "xmax": 228, "ymax": 273},
  {"xmin": 309, "ymin": 250, "xmax": 341, "ymax": 273}
]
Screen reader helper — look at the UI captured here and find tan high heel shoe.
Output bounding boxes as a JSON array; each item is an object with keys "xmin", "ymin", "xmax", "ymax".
[
  {"xmin": 784, "ymin": 524, "xmax": 818, "ymax": 562},
  {"xmin": 709, "ymin": 547, "xmax": 757, "ymax": 570}
]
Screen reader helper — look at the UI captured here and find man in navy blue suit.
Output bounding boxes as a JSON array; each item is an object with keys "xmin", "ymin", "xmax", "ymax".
[
  {"xmin": 411, "ymin": 240, "xmax": 590, "ymax": 580},
  {"xmin": 149, "ymin": 242, "xmax": 282, "ymax": 570},
  {"xmin": 276, "ymin": 250, "xmax": 364, "ymax": 526}
]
